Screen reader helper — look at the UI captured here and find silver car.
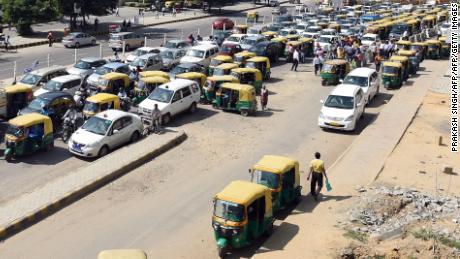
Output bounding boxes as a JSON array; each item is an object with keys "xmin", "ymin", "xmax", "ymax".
[
  {"xmin": 62, "ymin": 32, "xmax": 97, "ymax": 48},
  {"xmin": 160, "ymin": 48, "xmax": 187, "ymax": 71},
  {"xmin": 67, "ymin": 57, "xmax": 107, "ymax": 79},
  {"xmin": 129, "ymin": 53, "xmax": 164, "ymax": 71}
]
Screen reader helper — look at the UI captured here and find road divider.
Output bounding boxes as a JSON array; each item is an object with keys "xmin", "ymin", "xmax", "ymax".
[{"xmin": 0, "ymin": 131, "xmax": 187, "ymax": 241}]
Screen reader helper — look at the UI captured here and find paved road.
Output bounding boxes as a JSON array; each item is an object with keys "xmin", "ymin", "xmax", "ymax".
[{"xmin": 0, "ymin": 56, "xmax": 399, "ymax": 258}]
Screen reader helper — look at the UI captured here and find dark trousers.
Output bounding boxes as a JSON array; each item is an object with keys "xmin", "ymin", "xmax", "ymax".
[
  {"xmin": 310, "ymin": 172, "xmax": 323, "ymax": 196},
  {"xmin": 291, "ymin": 59, "xmax": 299, "ymax": 71}
]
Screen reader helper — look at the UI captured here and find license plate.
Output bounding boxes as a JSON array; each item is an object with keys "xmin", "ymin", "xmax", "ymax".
[
  {"xmin": 329, "ymin": 121, "xmax": 340, "ymax": 126},
  {"xmin": 72, "ymin": 143, "xmax": 82, "ymax": 151}
]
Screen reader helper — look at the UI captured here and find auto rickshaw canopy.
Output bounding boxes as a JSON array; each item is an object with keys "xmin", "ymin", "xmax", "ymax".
[
  {"xmin": 5, "ymin": 84, "xmax": 33, "ymax": 94},
  {"xmin": 8, "ymin": 113, "xmax": 53, "ymax": 135},
  {"xmin": 246, "ymin": 56, "xmax": 271, "ymax": 69},
  {"xmin": 216, "ymin": 63, "xmax": 239, "ymax": 70},
  {"xmin": 396, "ymin": 40, "xmax": 412, "ymax": 47},
  {"xmin": 97, "ymin": 249, "xmax": 147, "ymax": 259},
  {"xmin": 253, "ymin": 155, "xmax": 298, "ymax": 175},
  {"xmin": 397, "ymin": 50, "xmax": 417, "ymax": 57},
  {"xmin": 102, "ymin": 72, "xmax": 130, "ymax": 85},
  {"xmin": 207, "ymin": 75, "xmax": 239, "ymax": 83},
  {"xmin": 176, "ymin": 72, "xmax": 207, "ymax": 86},
  {"xmin": 412, "ymin": 42, "xmax": 427, "ymax": 47},
  {"xmin": 286, "ymin": 41, "xmax": 301, "ymax": 47},
  {"xmin": 298, "ymin": 37, "xmax": 314, "ymax": 44},
  {"xmin": 219, "ymin": 83, "xmax": 255, "ymax": 102},
  {"xmin": 425, "ymin": 39, "xmax": 441, "ymax": 46},
  {"xmin": 325, "ymin": 59, "xmax": 348, "ymax": 66},
  {"xmin": 247, "ymin": 11, "xmax": 258, "ymax": 18},
  {"xmin": 262, "ymin": 31, "xmax": 277, "ymax": 37},
  {"xmin": 139, "ymin": 70, "xmax": 170, "ymax": 80},
  {"xmin": 383, "ymin": 61, "xmax": 402, "ymax": 68},
  {"xmin": 439, "ymin": 36, "xmax": 447, "ymax": 43},
  {"xmin": 86, "ymin": 93, "xmax": 119, "ymax": 104},
  {"xmin": 390, "ymin": 55, "xmax": 409, "ymax": 63},
  {"xmin": 234, "ymin": 51, "xmax": 256, "ymax": 59},
  {"xmin": 285, "ymin": 35, "xmax": 300, "ymax": 41},
  {"xmin": 271, "ymin": 37, "xmax": 287, "ymax": 43},
  {"xmin": 230, "ymin": 67, "xmax": 262, "ymax": 81},
  {"xmin": 139, "ymin": 76, "xmax": 170, "ymax": 84},
  {"xmin": 213, "ymin": 55, "xmax": 234, "ymax": 63},
  {"xmin": 215, "ymin": 180, "xmax": 271, "ymax": 210}
]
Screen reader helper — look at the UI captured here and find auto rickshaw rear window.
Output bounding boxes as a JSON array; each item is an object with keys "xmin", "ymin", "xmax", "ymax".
[
  {"xmin": 214, "ymin": 200, "xmax": 244, "ymax": 222},
  {"xmin": 28, "ymin": 98, "xmax": 49, "ymax": 111},
  {"xmin": 322, "ymin": 63, "xmax": 336, "ymax": 72}
]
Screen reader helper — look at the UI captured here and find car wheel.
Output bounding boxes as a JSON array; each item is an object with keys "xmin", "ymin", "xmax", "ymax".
[
  {"xmin": 189, "ymin": 102, "xmax": 197, "ymax": 113},
  {"xmin": 45, "ymin": 141, "xmax": 54, "ymax": 152},
  {"xmin": 98, "ymin": 145, "xmax": 109, "ymax": 158},
  {"xmin": 130, "ymin": 131, "xmax": 140, "ymax": 143},
  {"xmin": 75, "ymin": 42, "xmax": 80, "ymax": 48},
  {"xmin": 91, "ymin": 39, "xmax": 96, "ymax": 45},
  {"xmin": 162, "ymin": 113, "xmax": 171, "ymax": 125}
]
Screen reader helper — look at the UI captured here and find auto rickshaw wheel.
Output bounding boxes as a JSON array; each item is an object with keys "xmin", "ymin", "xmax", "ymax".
[
  {"xmin": 264, "ymin": 222, "xmax": 274, "ymax": 237},
  {"xmin": 241, "ymin": 110, "xmax": 249, "ymax": 117},
  {"xmin": 5, "ymin": 153, "xmax": 13, "ymax": 162},
  {"xmin": 218, "ymin": 247, "xmax": 227, "ymax": 258},
  {"xmin": 45, "ymin": 141, "xmax": 54, "ymax": 152},
  {"xmin": 321, "ymin": 79, "xmax": 327, "ymax": 86}
]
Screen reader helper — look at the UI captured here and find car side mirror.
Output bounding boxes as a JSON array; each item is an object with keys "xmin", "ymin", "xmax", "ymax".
[
  {"xmin": 320, "ymin": 99, "xmax": 324, "ymax": 104},
  {"xmin": 339, "ymin": 79, "xmax": 344, "ymax": 83},
  {"xmin": 62, "ymin": 88, "xmax": 68, "ymax": 91},
  {"xmin": 91, "ymin": 67, "xmax": 96, "ymax": 70},
  {"xmin": 113, "ymin": 129, "xmax": 120, "ymax": 135},
  {"xmin": 248, "ymin": 168, "xmax": 252, "ymax": 173}
]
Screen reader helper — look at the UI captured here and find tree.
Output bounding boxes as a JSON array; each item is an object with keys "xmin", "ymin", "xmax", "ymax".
[
  {"xmin": 1, "ymin": 0, "xmax": 59, "ymax": 35},
  {"xmin": 59, "ymin": 0, "xmax": 118, "ymax": 31}
]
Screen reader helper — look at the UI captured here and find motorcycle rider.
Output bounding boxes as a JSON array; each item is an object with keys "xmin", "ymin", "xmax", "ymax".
[{"xmin": 118, "ymin": 89, "xmax": 131, "ymax": 111}]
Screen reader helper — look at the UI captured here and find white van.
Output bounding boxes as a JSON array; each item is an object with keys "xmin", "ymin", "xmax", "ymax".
[
  {"xmin": 180, "ymin": 44, "xmax": 219, "ymax": 67},
  {"xmin": 318, "ymin": 85, "xmax": 365, "ymax": 131},
  {"xmin": 341, "ymin": 67, "xmax": 379, "ymax": 104},
  {"xmin": 109, "ymin": 32, "xmax": 144, "ymax": 51},
  {"xmin": 17, "ymin": 66, "xmax": 69, "ymax": 91},
  {"xmin": 34, "ymin": 75, "xmax": 82, "ymax": 97},
  {"xmin": 138, "ymin": 79, "xmax": 201, "ymax": 124}
]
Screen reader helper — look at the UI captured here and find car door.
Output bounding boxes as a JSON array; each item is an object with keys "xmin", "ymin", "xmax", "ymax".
[
  {"xmin": 170, "ymin": 90, "xmax": 184, "ymax": 115},
  {"xmin": 180, "ymin": 85, "xmax": 194, "ymax": 108},
  {"xmin": 108, "ymin": 118, "xmax": 126, "ymax": 148},
  {"xmin": 355, "ymin": 90, "xmax": 364, "ymax": 119},
  {"xmin": 120, "ymin": 116, "xmax": 135, "ymax": 144}
]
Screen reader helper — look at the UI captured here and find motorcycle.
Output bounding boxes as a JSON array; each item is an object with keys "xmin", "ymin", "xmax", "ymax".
[
  {"xmin": 141, "ymin": 116, "xmax": 160, "ymax": 136},
  {"xmin": 74, "ymin": 88, "xmax": 90, "ymax": 111},
  {"xmin": 118, "ymin": 92, "xmax": 132, "ymax": 112},
  {"xmin": 61, "ymin": 116, "xmax": 84, "ymax": 143}
]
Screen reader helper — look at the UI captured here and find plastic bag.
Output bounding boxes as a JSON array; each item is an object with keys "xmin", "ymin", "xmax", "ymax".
[{"xmin": 326, "ymin": 179, "xmax": 332, "ymax": 192}]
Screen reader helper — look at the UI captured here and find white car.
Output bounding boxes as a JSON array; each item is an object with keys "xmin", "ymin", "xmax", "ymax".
[
  {"xmin": 34, "ymin": 75, "xmax": 82, "ymax": 97},
  {"xmin": 67, "ymin": 57, "xmax": 107, "ymax": 79},
  {"xmin": 223, "ymin": 34, "xmax": 248, "ymax": 45},
  {"xmin": 294, "ymin": 24, "xmax": 309, "ymax": 35},
  {"xmin": 129, "ymin": 53, "xmax": 164, "ymax": 71},
  {"xmin": 318, "ymin": 85, "xmax": 365, "ymax": 131},
  {"xmin": 62, "ymin": 32, "xmax": 97, "ymax": 48},
  {"xmin": 68, "ymin": 110, "xmax": 143, "ymax": 158},
  {"xmin": 439, "ymin": 22, "xmax": 450, "ymax": 36},
  {"xmin": 138, "ymin": 79, "xmax": 201, "ymax": 124},
  {"xmin": 180, "ymin": 44, "xmax": 219, "ymax": 67},
  {"xmin": 361, "ymin": 33, "xmax": 380, "ymax": 46},
  {"xmin": 315, "ymin": 35, "xmax": 339, "ymax": 50},
  {"xmin": 341, "ymin": 67, "xmax": 379, "ymax": 104},
  {"xmin": 125, "ymin": 47, "xmax": 162, "ymax": 63},
  {"xmin": 302, "ymin": 32, "xmax": 320, "ymax": 39}
]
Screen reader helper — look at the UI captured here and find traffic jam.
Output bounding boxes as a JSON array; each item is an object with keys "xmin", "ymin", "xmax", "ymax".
[{"xmin": 0, "ymin": 1, "xmax": 452, "ymax": 256}]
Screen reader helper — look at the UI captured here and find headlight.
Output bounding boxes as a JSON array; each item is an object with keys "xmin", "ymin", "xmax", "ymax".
[
  {"xmin": 319, "ymin": 112, "xmax": 325, "ymax": 119},
  {"xmin": 344, "ymin": 115, "xmax": 354, "ymax": 121},
  {"xmin": 86, "ymin": 141, "xmax": 97, "ymax": 148}
]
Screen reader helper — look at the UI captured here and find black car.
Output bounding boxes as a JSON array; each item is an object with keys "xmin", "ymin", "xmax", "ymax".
[
  {"xmin": 249, "ymin": 41, "xmax": 279, "ymax": 63},
  {"xmin": 169, "ymin": 63, "xmax": 205, "ymax": 77},
  {"xmin": 19, "ymin": 91, "xmax": 76, "ymax": 128}
]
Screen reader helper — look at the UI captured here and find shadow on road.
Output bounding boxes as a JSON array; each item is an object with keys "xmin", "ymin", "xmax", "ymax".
[
  {"xmin": 322, "ymin": 112, "xmax": 378, "ymax": 136},
  {"xmin": 366, "ymin": 92, "xmax": 393, "ymax": 108},
  {"xmin": 5, "ymin": 146, "xmax": 72, "ymax": 165},
  {"xmin": 169, "ymin": 106, "xmax": 218, "ymax": 127}
]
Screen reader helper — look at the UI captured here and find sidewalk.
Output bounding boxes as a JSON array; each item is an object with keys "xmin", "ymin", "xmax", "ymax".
[
  {"xmin": 252, "ymin": 59, "xmax": 450, "ymax": 258},
  {"xmin": 0, "ymin": 1, "xmax": 275, "ymax": 49}
]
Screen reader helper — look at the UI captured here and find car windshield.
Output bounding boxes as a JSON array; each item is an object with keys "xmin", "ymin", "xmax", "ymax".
[
  {"xmin": 131, "ymin": 58, "xmax": 146, "ymax": 67},
  {"xmin": 148, "ymin": 87, "xmax": 174, "ymax": 103},
  {"xmin": 252, "ymin": 170, "xmax": 280, "ymax": 189},
  {"xmin": 74, "ymin": 60, "xmax": 91, "ymax": 70},
  {"xmin": 307, "ymin": 27, "xmax": 320, "ymax": 32},
  {"xmin": 83, "ymin": 102, "xmax": 99, "ymax": 112},
  {"xmin": 43, "ymin": 80, "xmax": 63, "ymax": 91},
  {"xmin": 317, "ymin": 37, "xmax": 331, "ymax": 43},
  {"xmin": 28, "ymin": 97, "xmax": 49, "ymax": 111},
  {"xmin": 82, "ymin": 116, "xmax": 112, "ymax": 135},
  {"xmin": 248, "ymin": 29, "xmax": 260, "ymax": 34},
  {"xmin": 383, "ymin": 66, "xmax": 399, "ymax": 74},
  {"xmin": 344, "ymin": 76, "xmax": 368, "ymax": 87},
  {"xmin": 6, "ymin": 125, "xmax": 25, "ymax": 138},
  {"xmin": 133, "ymin": 49, "xmax": 148, "ymax": 56},
  {"xmin": 391, "ymin": 24, "xmax": 407, "ymax": 34},
  {"xmin": 210, "ymin": 59, "xmax": 223, "ymax": 66},
  {"xmin": 227, "ymin": 36, "xmax": 241, "ymax": 42},
  {"xmin": 171, "ymin": 65, "xmax": 188, "ymax": 75},
  {"xmin": 267, "ymin": 25, "xmax": 280, "ymax": 32},
  {"xmin": 165, "ymin": 42, "xmax": 178, "ymax": 48},
  {"xmin": 214, "ymin": 199, "xmax": 244, "ymax": 222},
  {"xmin": 160, "ymin": 51, "xmax": 174, "ymax": 59},
  {"xmin": 324, "ymin": 95, "xmax": 354, "ymax": 109},
  {"xmin": 221, "ymin": 45, "xmax": 235, "ymax": 53},
  {"xmin": 245, "ymin": 62, "xmax": 256, "ymax": 69},
  {"xmin": 362, "ymin": 36, "xmax": 375, "ymax": 41},
  {"xmin": 279, "ymin": 30, "xmax": 289, "ymax": 36},
  {"xmin": 95, "ymin": 66, "xmax": 113, "ymax": 75},
  {"xmin": 110, "ymin": 35, "xmax": 122, "ymax": 41},
  {"xmin": 295, "ymin": 25, "xmax": 307, "ymax": 30},
  {"xmin": 241, "ymin": 38, "xmax": 258, "ymax": 45},
  {"xmin": 234, "ymin": 56, "xmax": 245, "ymax": 63},
  {"xmin": 187, "ymin": 49, "xmax": 205, "ymax": 58},
  {"xmin": 20, "ymin": 74, "xmax": 41, "ymax": 85},
  {"xmin": 98, "ymin": 78, "xmax": 110, "ymax": 87},
  {"xmin": 249, "ymin": 46, "xmax": 264, "ymax": 55}
]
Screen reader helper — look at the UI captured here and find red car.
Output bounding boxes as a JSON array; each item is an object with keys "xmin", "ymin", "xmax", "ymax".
[
  {"xmin": 212, "ymin": 18, "xmax": 235, "ymax": 31},
  {"xmin": 219, "ymin": 43, "xmax": 243, "ymax": 57}
]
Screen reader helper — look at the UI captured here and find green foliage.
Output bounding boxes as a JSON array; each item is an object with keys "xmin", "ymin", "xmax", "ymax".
[
  {"xmin": 413, "ymin": 228, "xmax": 460, "ymax": 249},
  {"xmin": 58, "ymin": 0, "xmax": 118, "ymax": 17},
  {"xmin": 1, "ymin": 0, "xmax": 59, "ymax": 35},
  {"xmin": 343, "ymin": 228, "xmax": 369, "ymax": 243}
]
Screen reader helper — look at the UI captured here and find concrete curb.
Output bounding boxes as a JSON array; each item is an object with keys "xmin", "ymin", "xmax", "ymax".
[
  {"xmin": 0, "ymin": 131, "xmax": 187, "ymax": 241},
  {"xmin": 2, "ymin": 3, "xmax": 287, "ymax": 50}
]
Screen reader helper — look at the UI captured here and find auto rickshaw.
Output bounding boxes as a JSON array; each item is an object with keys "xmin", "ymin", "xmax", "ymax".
[
  {"xmin": 382, "ymin": 62, "xmax": 403, "ymax": 89},
  {"xmin": 83, "ymin": 93, "xmax": 120, "ymax": 118},
  {"xmin": 230, "ymin": 67, "xmax": 263, "ymax": 93},
  {"xmin": 271, "ymin": 37, "xmax": 288, "ymax": 58},
  {"xmin": 439, "ymin": 36, "xmax": 450, "ymax": 58},
  {"xmin": 176, "ymin": 72, "xmax": 207, "ymax": 97},
  {"xmin": 96, "ymin": 72, "xmax": 132, "ymax": 95},
  {"xmin": 320, "ymin": 59, "xmax": 351, "ymax": 86},
  {"xmin": 233, "ymin": 51, "xmax": 256, "ymax": 67},
  {"xmin": 422, "ymin": 15, "xmax": 436, "ymax": 29},
  {"xmin": 203, "ymin": 75, "xmax": 239, "ymax": 103},
  {"xmin": 245, "ymin": 56, "xmax": 271, "ymax": 80},
  {"xmin": 0, "ymin": 85, "xmax": 33, "ymax": 119},
  {"xmin": 396, "ymin": 40, "xmax": 411, "ymax": 51},
  {"xmin": 262, "ymin": 31, "xmax": 277, "ymax": 40},
  {"xmin": 139, "ymin": 70, "xmax": 170, "ymax": 80},
  {"xmin": 213, "ymin": 83, "xmax": 257, "ymax": 116},
  {"xmin": 212, "ymin": 180, "xmax": 274, "ymax": 257},
  {"xmin": 397, "ymin": 50, "xmax": 419, "ymax": 75},
  {"xmin": 247, "ymin": 11, "xmax": 258, "ymax": 23},
  {"xmin": 298, "ymin": 37, "xmax": 314, "ymax": 57},
  {"xmin": 233, "ymin": 24, "xmax": 248, "ymax": 34},
  {"xmin": 410, "ymin": 42, "xmax": 427, "ymax": 61},
  {"xmin": 285, "ymin": 41, "xmax": 300, "ymax": 62},
  {"xmin": 133, "ymin": 76, "xmax": 169, "ymax": 105},
  {"xmin": 97, "ymin": 249, "xmax": 147, "ymax": 259},
  {"xmin": 425, "ymin": 39, "xmax": 442, "ymax": 59},
  {"xmin": 407, "ymin": 19, "xmax": 420, "ymax": 34},
  {"xmin": 285, "ymin": 34, "xmax": 300, "ymax": 42},
  {"xmin": 390, "ymin": 55, "xmax": 410, "ymax": 80},
  {"xmin": 250, "ymin": 155, "xmax": 301, "ymax": 212},
  {"xmin": 4, "ymin": 113, "xmax": 54, "ymax": 162},
  {"xmin": 209, "ymin": 55, "xmax": 234, "ymax": 75},
  {"xmin": 213, "ymin": 63, "xmax": 239, "ymax": 76}
]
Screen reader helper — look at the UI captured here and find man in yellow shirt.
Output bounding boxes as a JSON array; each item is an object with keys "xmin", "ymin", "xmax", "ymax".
[{"xmin": 307, "ymin": 152, "xmax": 329, "ymax": 201}]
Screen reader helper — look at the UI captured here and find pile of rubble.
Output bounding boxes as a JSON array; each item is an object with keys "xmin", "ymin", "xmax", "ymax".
[{"xmin": 344, "ymin": 185, "xmax": 460, "ymax": 241}]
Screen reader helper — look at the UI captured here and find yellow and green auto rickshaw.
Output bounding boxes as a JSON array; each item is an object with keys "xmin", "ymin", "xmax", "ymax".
[
  {"xmin": 209, "ymin": 55, "xmax": 234, "ymax": 75},
  {"xmin": 233, "ymin": 51, "xmax": 256, "ymax": 67},
  {"xmin": 320, "ymin": 59, "xmax": 351, "ymax": 86},
  {"xmin": 271, "ymin": 37, "xmax": 288, "ymax": 58},
  {"xmin": 0, "ymin": 85, "xmax": 34, "ymax": 119},
  {"xmin": 176, "ymin": 72, "xmax": 207, "ymax": 99},
  {"xmin": 139, "ymin": 70, "xmax": 170, "ymax": 80},
  {"xmin": 422, "ymin": 15, "xmax": 436, "ymax": 29},
  {"xmin": 212, "ymin": 180, "xmax": 274, "ymax": 257},
  {"xmin": 83, "ymin": 93, "xmax": 120, "ymax": 118},
  {"xmin": 425, "ymin": 39, "xmax": 442, "ymax": 59},
  {"xmin": 233, "ymin": 24, "xmax": 248, "ymax": 34},
  {"xmin": 390, "ymin": 55, "xmax": 410, "ymax": 80},
  {"xmin": 96, "ymin": 72, "xmax": 131, "ymax": 95},
  {"xmin": 397, "ymin": 50, "xmax": 419, "ymax": 75},
  {"xmin": 230, "ymin": 67, "xmax": 263, "ymax": 93},
  {"xmin": 298, "ymin": 37, "xmax": 314, "ymax": 57},
  {"xmin": 407, "ymin": 19, "xmax": 420, "ymax": 34},
  {"xmin": 262, "ymin": 31, "xmax": 277, "ymax": 40},
  {"xmin": 439, "ymin": 36, "xmax": 450, "ymax": 58},
  {"xmin": 285, "ymin": 34, "xmax": 300, "ymax": 42},
  {"xmin": 250, "ymin": 155, "xmax": 301, "ymax": 212},
  {"xmin": 382, "ymin": 62, "xmax": 403, "ymax": 89},
  {"xmin": 133, "ymin": 76, "xmax": 169, "ymax": 105},
  {"xmin": 213, "ymin": 83, "xmax": 257, "ymax": 116},
  {"xmin": 97, "ymin": 249, "xmax": 147, "ymax": 259},
  {"xmin": 247, "ymin": 11, "xmax": 258, "ymax": 23},
  {"xmin": 396, "ymin": 40, "xmax": 411, "ymax": 51},
  {"xmin": 212, "ymin": 63, "xmax": 239, "ymax": 76},
  {"xmin": 410, "ymin": 42, "xmax": 427, "ymax": 61},
  {"xmin": 203, "ymin": 75, "xmax": 239, "ymax": 103},
  {"xmin": 4, "ymin": 113, "xmax": 54, "ymax": 162},
  {"xmin": 245, "ymin": 56, "xmax": 271, "ymax": 80}
]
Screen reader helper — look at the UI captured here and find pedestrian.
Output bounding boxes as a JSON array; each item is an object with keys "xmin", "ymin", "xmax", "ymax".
[
  {"xmin": 127, "ymin": 20, "xmax": 131, "ymax": 28},
  {"xmin": 94, "ymin": 18, "xmax": 99, "ymax": 31},
  {"xmin": 47, "ymin": 31, "xmax": 53, "ymax": 47},
  {"xmin": 162, "ymin": 7, "xmax": 166, "ymax": 16},
  {"xmin": 139, "ymin": 8, "xmax": 142, "ymax": 15},
  {"xmin": 337, "ymin": 46, "xmax": 345, "ymax": 59},
  {"xmin": 307, "ymin": 152, "xmax": 329, "ymax": 201},
  {"xmin": 313, "ymin": 55, "xmax": 321, "ymax": 75},
  {"xmin": 196, "ymin": 35, "xmax": 203, "ymax": 41},
  {"xmin": 122, "ymin": 19, "xmax": 127, "ymax": 30},
  {"xmin": 172, "ymin": 7, "xmax": 177, "ymax": 17},
  {"xmin": 299, "ymin": 45, "xmax": 305, "ymax": 63},
  {"xmin": 260, "ymin": 85, "xmax": 268, "ymax": 111},
  {"xmin": 115, "ymin": 6, "xmax": 120, "ymax": 16},
  {"xmin": 291, "ymin": 49, "xmax": 300, "ymax": 71},
  {"xmin": 4, "ymin": 35, "xmax": 10, "ymax": 52},
  {"xmin": 374, "ymin": 53, "xmax": 382, "ymax": 72},
  {"xmin": 151, "ymin": 104, "xmax": 162, "ymax": 133}
]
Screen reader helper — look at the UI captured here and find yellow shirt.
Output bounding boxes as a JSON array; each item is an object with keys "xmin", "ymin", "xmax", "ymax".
[{"xmin": 310, "ymin": 159, "xmax": 325, "ymax": 174}]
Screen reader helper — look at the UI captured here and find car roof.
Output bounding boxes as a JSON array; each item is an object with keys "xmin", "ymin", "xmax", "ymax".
[
  {"xmin": 246, "ymin": 35, "xmax": 265, "ymax": 40},
  {"xmin": 37, "ymin": 91, "xmax": 74, "ymax": 100},
  {"xmin": 347, "ymin": 67, "xmax": 376, "ymax": 77},
  {"xmin": 137, "ymin": 47, "xmax": 160, "ymax": 51},
  {"xmin": 80, "ymin": 57, "xmax": 104, "ymax": 62},
  {"xmin": 104, "ymin": 62, "xmax": 127, "ymax": 68},
  {"xmin": 137, "ymin": 53, "xmax": 160, "ymax": 59},
  {"xmin": 95, "ymin": 109, "xmax": 132, "ymax": 120},
  {"xmin": 363, "ymin": 33, "xmax": 378, "ymax": 37},
  {"xmin": 168, "ymin": 39, "xmax": 187, "ymax": 44},
  {"xmin": 190, "ymin": 44, "xmax": 217, "ymax": 51},
  {"xmin": 229, "ymin": 34, "xmax": 245, "ymax": 37},
  {"xmin": 330, "ymin": 84, "xmax": 361, "ymax": 97},
  {"xmin": 159, "ymin": 78, "xmax": 195, "ymax": 91},
  {"xmin": 30, "ymin": 66, "xmax": 66, "ymax": 76},
  {"xmin": 178, "ymin": 62, "xmax": 200, "ymax": 68},
  {"xmin": 49, "ymin": 75, "xmax": 81, "ymax": 83}
]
